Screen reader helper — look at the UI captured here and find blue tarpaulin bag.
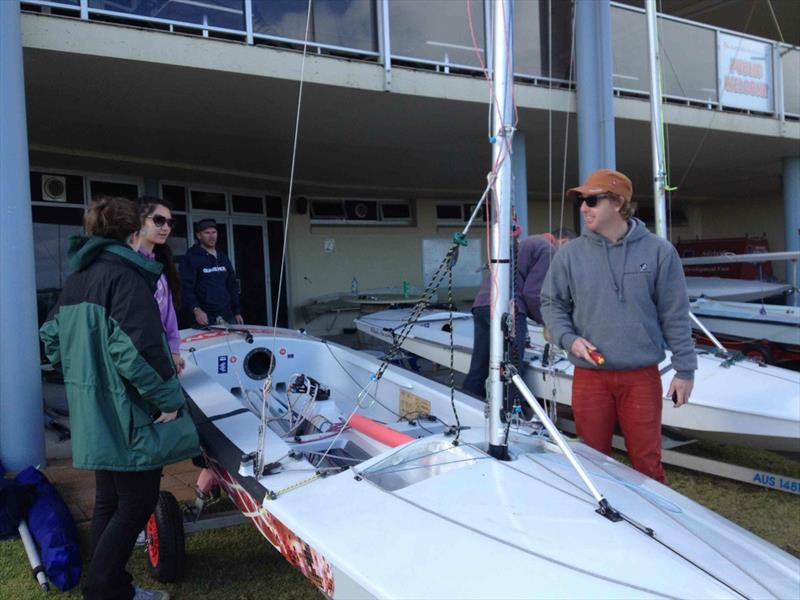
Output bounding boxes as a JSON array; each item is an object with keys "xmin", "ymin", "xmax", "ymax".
[{"xmin": 14, "ymin": 466, "xmax": 82, "ymax": 591}]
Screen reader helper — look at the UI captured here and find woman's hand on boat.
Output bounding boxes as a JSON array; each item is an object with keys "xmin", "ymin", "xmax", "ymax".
[
  {"xmin": 570, "ymin": 337, "xmax": 599, "ymax": 364},
  {"xmin": 172, "ymin": 353, "xmax": 186, "ymax": 376},
  {"xmin": 668, "ymin": 378, "xmax": 693, "ymax": 408},
  {"xmin": 154, "ymin": 410, "xmax": 179, "ymax": 423}
]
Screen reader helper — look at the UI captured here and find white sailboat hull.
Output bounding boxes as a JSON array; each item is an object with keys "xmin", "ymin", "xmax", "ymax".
[
  {"xmin": 355, "ymin": 310, "xmax": 800, "ymax": 453},
  {"xmin": 180, "ymin": 326, "xmax": 799, "ymax": 599},
  {"xmin": 689, "ymin": 298, "xmax": 800, "ymax": 347},
  {"xmin": 685, "ymin": 277, "xmax": 791, "ymax": 302}
]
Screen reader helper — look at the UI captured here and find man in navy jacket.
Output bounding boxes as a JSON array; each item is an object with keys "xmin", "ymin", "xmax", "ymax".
[{"xmin": 179, "ymin": 219, "xmax": 243, "ymax": 326}]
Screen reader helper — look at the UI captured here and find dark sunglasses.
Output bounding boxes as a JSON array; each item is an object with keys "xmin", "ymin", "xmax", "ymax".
[
  {"xmin": 579, "ymin": 194, "xmax": 611, "ymax": 208},
  {"xmin": 149, "ymin": 215, "xmax": 175, "ymax": 228}
]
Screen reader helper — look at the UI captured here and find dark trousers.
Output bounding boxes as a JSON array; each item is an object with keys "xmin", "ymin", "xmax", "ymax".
[
  {"xmin": 462, "ymin": 305, "xmax": 527, "ymax": 402},
  {"xmin": 83, "ymin": 468, "xmax": 162, "ymax": 600}
]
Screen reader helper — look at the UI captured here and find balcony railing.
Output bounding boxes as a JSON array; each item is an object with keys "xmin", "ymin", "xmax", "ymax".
[{"xmin": 21, "ymin": 0, "xmax": 799, "ymax": 120}]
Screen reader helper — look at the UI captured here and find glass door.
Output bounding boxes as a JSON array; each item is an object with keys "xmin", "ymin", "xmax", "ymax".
[{"xmin": 231, "ymin": 220, "xmax": 269, "ymax": 325}]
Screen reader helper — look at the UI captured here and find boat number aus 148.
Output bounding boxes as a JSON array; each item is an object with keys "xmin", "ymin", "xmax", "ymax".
[{"xmin": 752, "ymin": 473, "xmax": 800, "ymax": 493}]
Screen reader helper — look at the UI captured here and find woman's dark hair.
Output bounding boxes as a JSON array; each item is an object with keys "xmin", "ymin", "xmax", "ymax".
[
  {"xmin": 84, "ymin": 196, "xmax": 140, "ymax": 241},
  {"xmin": 137, "ymin": 196, "xmax": 182, "ymax": 310}
]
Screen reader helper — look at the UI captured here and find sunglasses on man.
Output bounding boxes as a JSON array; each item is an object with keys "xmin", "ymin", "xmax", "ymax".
[
  {"xmin": 148, "ymin": 215, "xmax": 175, "ymax": 228},
  {"xmin": 579, "ymin": 194, "xmax": 611, "ymax": 208}
]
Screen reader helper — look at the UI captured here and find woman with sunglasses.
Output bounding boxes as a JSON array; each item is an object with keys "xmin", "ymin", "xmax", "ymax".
[{"xmin": 138, "ymin": 197, "xmax": 185, "ymax": 375}]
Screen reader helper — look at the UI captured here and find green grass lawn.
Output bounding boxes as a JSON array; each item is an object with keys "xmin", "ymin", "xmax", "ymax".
[
  {"xmin": 0, "ymin": 519, "xmax": 320, "ymax": 600},
  {"xmin": 2, "ymin": 444, "xmax": 798, "ymax": 599}
]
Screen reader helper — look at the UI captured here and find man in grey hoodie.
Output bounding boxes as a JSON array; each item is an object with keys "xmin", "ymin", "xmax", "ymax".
[{"xmin": 541, "ymin": 169, "xmax": 696, "ymax": 483}]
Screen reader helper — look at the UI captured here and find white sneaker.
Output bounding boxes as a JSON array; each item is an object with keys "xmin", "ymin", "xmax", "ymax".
[{"xmin": 133, "ymin": 586, "xmax": 170, "ymax": 600}]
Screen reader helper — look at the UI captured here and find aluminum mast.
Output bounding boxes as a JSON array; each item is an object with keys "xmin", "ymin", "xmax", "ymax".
[
  {"xmin": 487, "ymin": 0, "xmax": 515, "ymax": 459},
  {"xmin": 645, "ymin": 0, "xmax": 668, "ymax": 240}
]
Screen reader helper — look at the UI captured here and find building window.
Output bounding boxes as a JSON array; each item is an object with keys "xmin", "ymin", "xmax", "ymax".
[
  {"xmin": 266, "ymin": 195, "xmax": 283, "ymax": 219},
  {"xmin": 381, "ymin": 202, "xmax": 412, "ymax": 222},
  {"xmin": 162, "ymin": 184, "xmax": 188, "ymax": 211},
  {"xmin": 436, "ymin": 202, "xmax": 485, "ymax": 225},
  {"xmin": 159, "ymin": 184, "xmax": 190, "ymax": 254},
  {"xmin": 310, "ymin": 198, "xmax": 412, "ymax": 225},
  {"xmin": 637, "ymin": 206, "xmax": 688, "ymax": 228},
  {"xmin": 190, "ymin": 190, "xmax": 226, "ymax": 212},
  {"xmin": 89, "ymin": 179, "xmax": 139, "ymax": 200},
  {"xmin": 232, "ymin": 194, "xmax": 265, "ymax": 214}
]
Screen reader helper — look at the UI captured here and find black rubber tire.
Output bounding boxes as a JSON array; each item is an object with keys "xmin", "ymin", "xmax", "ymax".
[{"xmin": 145, "ymin": 491, "xmax": 186, "ymax": 583}]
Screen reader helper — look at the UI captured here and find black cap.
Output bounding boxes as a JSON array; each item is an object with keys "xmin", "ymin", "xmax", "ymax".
[{"xmin": 194, "ymin": 218, "xmax": 218, "ymax": 233}]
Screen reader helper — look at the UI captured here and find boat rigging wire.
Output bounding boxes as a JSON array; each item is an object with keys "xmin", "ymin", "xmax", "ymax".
[
  {"xmin": 256, "ymin": 0, "xmax": 313, "ymax": 477},
  {"xmin": 363, "ymin": 477, "xmax": 681, "ymax": 599},
  {"xmin": 765, "ymin": 0, "xmax": 785, "ymax": 44},
  {"xmin": 512, "ymin": 451, "xmax": 755, "ymax": 599},
  {"xmin": 672, "ymin": 1, "xmax": 757, "ymax": 193}
]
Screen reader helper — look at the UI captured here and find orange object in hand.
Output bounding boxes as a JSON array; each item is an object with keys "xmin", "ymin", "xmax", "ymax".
[{"xmin": 588, "ymin": 349, "xmax": 605, "ymax": 365}]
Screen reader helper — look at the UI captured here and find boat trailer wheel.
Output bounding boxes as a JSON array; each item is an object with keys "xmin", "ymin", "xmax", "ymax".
[{"xmin": 145, "ymin": 491, "xmax": 186, "ymax": 582}]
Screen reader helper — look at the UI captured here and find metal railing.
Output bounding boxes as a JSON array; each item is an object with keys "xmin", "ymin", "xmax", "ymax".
[{"xmin": 20, "ymin": 0, "xmax": 800, "ymax": 120}]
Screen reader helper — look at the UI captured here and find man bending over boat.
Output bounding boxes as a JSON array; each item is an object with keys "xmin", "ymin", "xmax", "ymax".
[
  {"xmin": 463, "ymin": 227, "xmax": 576, "ymax": 402},
  {"xmin": 541, "ymin": 169, "xmax": 696, "ymax": 483}
]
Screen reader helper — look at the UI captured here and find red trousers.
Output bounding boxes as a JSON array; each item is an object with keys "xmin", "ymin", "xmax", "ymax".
[{"xmin": 572, "ymin": 365, "xmax": 666, "ymax": 484}]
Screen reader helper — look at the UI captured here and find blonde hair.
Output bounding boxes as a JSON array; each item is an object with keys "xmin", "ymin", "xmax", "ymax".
[{"xmin": 613, "ymin": 193, "xmax": 635, "ymax": 220}]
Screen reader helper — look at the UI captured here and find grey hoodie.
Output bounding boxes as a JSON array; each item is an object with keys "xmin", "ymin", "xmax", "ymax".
[{"xmin": 540, "ymin": 218, "xmax": 697, "ymax": 379}]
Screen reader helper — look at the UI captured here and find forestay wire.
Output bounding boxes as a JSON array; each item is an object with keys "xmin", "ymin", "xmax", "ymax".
[{"xmin": 254, "ymin": 0, "xmax": 313, "ymax": 478}]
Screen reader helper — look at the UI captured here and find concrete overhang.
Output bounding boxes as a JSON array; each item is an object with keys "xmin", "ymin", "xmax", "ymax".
[{"xmin": 21, "ymin": 12, "xmax": 800, "ymax": 201}]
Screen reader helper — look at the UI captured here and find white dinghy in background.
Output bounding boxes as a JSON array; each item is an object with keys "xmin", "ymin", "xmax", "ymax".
[
  {"xmin": 690, "ymin": 297, "xmax": 800, "ymax": 348},
  {"xmin": 681, "ymin": 251, "xmax": 800, "ymax": 353},
  {"xmin": 355, "ymin": 308, "xmax": 800, "ymax": 454},
  {"xmin": 685, "ymin": 277, "xmax": 791, "ymax": 302}
]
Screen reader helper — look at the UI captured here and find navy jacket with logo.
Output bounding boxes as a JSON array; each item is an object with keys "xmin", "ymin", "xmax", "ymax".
[{"xmin": 179, "ymin": 243, "xmax": 241, "ymax": 318}]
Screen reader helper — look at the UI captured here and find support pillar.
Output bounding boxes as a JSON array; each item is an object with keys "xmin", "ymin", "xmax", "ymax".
[
  {"xmin": 784, "ymin": 157, "xmax": 800, "ymax": 306},
  {"xmin": 0, "ymin": 1, "xmax": 45, "ymax": 470},
  {"xmin": 575, "ymin": 0, "xmax": 616, "ymax": 230}
]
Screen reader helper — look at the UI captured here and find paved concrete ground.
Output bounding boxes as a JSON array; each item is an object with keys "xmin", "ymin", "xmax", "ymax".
[{"xmin": 44, "ymin": 457, "xmax": 201, "ymax": 525}]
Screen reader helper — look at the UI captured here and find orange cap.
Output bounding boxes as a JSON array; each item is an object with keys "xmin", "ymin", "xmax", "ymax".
[{"xmin": 567, "ymin": 169, "xmax": 633, "ymax": 202}]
